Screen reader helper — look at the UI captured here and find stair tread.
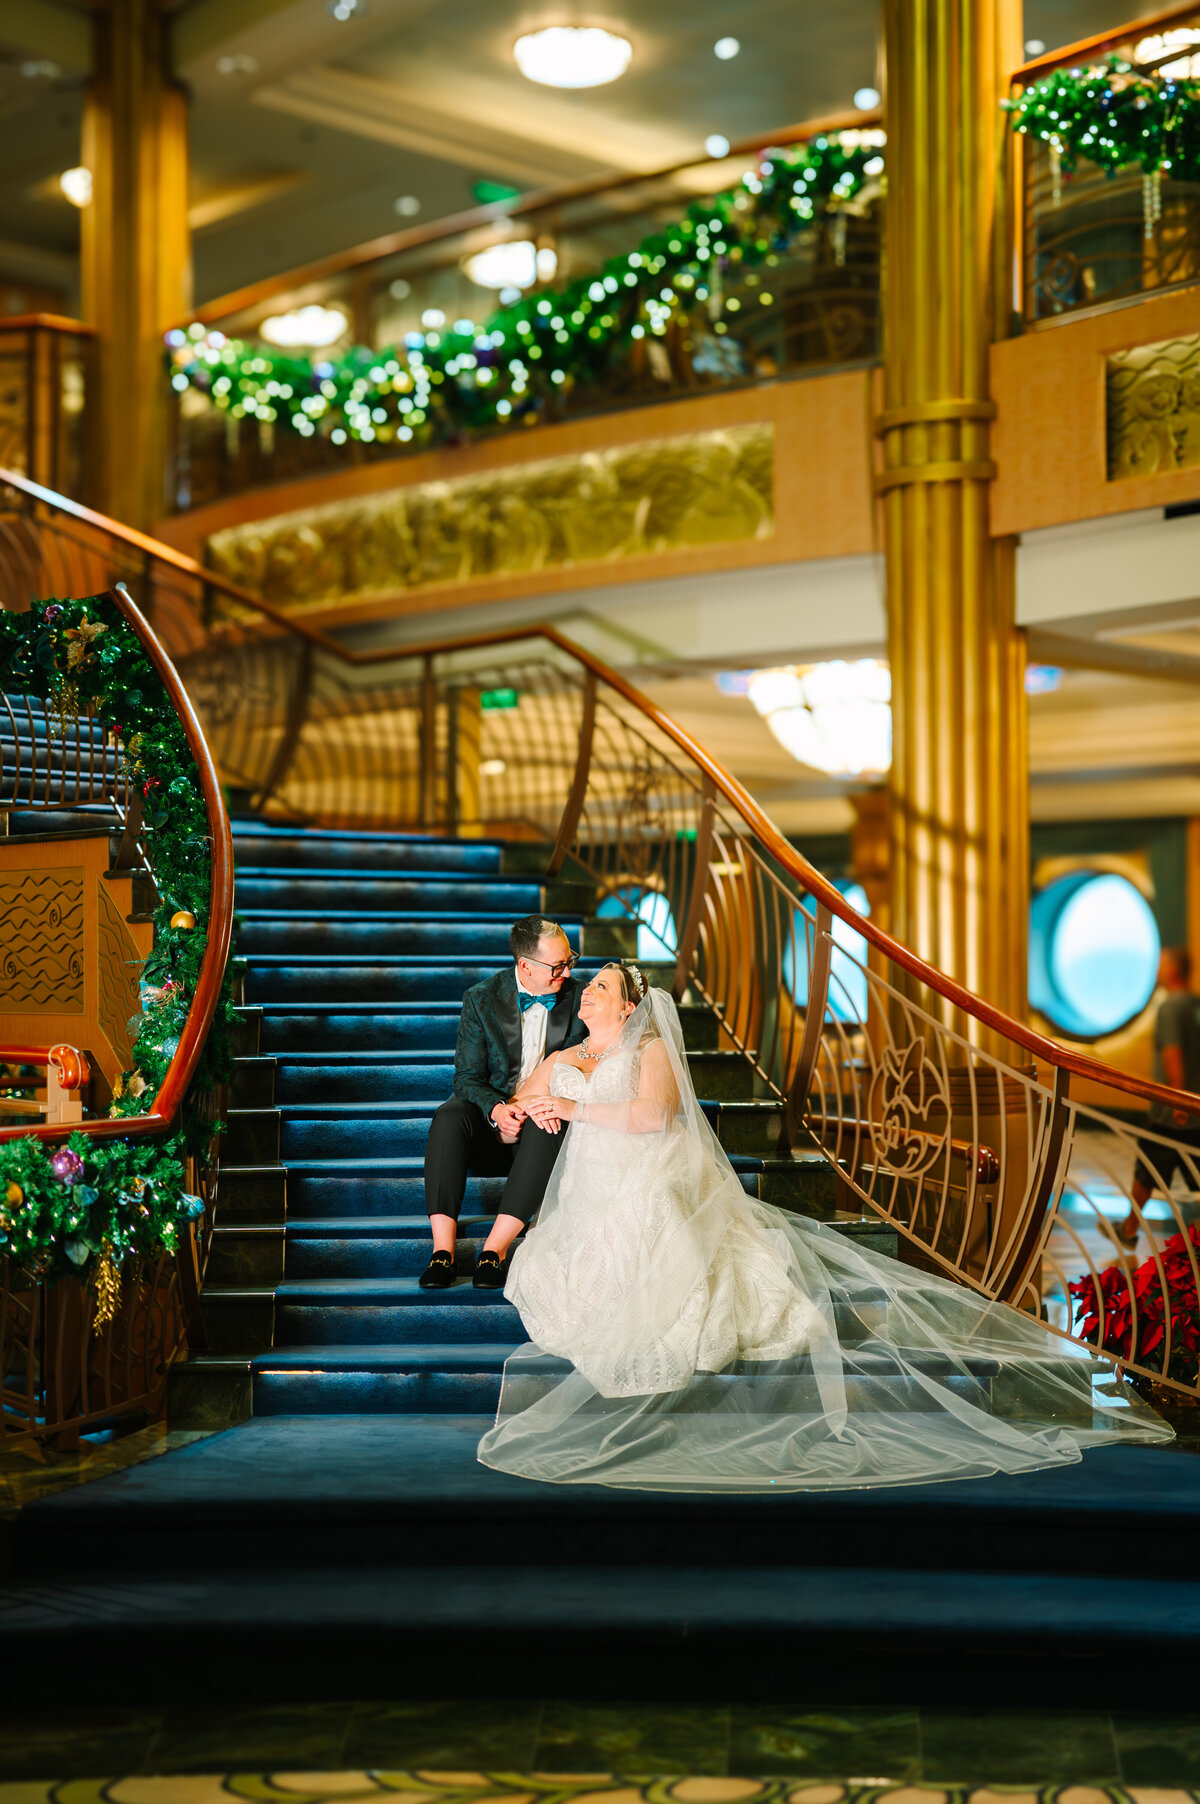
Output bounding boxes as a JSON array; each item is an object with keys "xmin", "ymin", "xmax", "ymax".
[
  {"xmin": 276, "ymin": 1276, "xmax": 517, "ymax": 1299},
  {"xmin": 254, "ymin": 1343, "xmax": 522, "ymax": 1370},
  {"xmin": 237, "ymin": 909, "xmax": 575, "ymax": 923}
]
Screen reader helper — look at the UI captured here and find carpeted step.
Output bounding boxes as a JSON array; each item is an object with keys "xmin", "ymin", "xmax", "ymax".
[
  {"xmin": 231, "ymin": 824, "xmax": 504, "ymax": 873},
  {"xmin": 235, "ymin": 913, "xmax": 583, "ymax": 958},
  {"xmin": 252, "ymin": 1342, "xmax": 519, "ymax": 1415},
  {"xmin": 273, "ymin": 1276, "xmax": 524, "ymax": 1345},
  {"xmin": 234, "ymin": 874, "xmax": 547, "ymax": 915},
  {"xmin": 282, "ymin": 1160, "xmax": 508, "ymax": 1220},
  {"xmin": 254, "ymin": 999, "xmax": 721, "ymax": 1056},
  {"xmin": 242, "ymin": 955, "xmax": 627, "ymax": 1006}
]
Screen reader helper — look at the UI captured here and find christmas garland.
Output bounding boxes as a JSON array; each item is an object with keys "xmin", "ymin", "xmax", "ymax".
[
  {"xmin": 0, "ymin": 595, "xmax": 238, "ymax": 1310},
  {"xmin": 167, "ymin": 130, "xmax": 883, "ymax": 449},
  {"xmin": 1005, "ymin": 54, "xmax": 1200, "ymax": 186}
]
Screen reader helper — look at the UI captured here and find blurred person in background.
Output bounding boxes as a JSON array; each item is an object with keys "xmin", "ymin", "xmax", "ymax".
[{"xmin": 1119, "ymin": 947, "xmax": 1200, "ymax": 1245}]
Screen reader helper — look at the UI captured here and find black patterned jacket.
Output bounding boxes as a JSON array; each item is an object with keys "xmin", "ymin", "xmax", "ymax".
[{"xmin": 451, "ymin": 967, "xmax": 586, "ymax": 1120}]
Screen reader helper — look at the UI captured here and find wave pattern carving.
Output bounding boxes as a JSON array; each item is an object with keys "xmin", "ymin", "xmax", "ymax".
[{"xmin": 0, "ymin": 869, "xmax": 84, "ymax": 1011}]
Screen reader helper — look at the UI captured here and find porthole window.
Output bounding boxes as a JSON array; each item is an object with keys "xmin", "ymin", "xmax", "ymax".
[
  {"xmin": 596, "ymin": 885, "xmax": 679, "ymax": 961},
  {"xmin": 1029, "ymin": 871, "xmax": 1160, "ymax": 1039},
  {"xmin": 783, "ymin": 881, "xmax": 870, "ymax": 1024}
]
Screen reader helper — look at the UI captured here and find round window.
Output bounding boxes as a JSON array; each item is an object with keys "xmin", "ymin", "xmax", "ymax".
[
  {"xmin": 596, "ymin": 886, "xmax": 679, "ymax": 961},
  {"xmin": 1029, "ymin": 870, "xmax": 1160, "ymax": 1039},
  {"xmin": 783, "ymin": 881, "xmax": 870, "ymax": 1024}
]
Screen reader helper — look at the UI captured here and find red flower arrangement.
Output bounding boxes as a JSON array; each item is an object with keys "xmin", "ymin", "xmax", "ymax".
[{"xmin": 1070, "ymin": 1221, "xmax": 1200, "ymax": 1385}]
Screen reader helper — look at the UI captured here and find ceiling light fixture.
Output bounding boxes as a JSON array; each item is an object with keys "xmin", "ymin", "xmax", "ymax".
[
  {"xmin": 394, "ymin": 194, "xmax": 420, "ymax": 217},
  {"xmin": 59, "ymin": 167, "xmax": 92, "ymax": 208},
  {"xmin": 260, "ymin": 304, "xmax": 348, "ymax": 347},
  {"xmin": 714, "ymin": 37, "xmax": 740, "ymax": 60},
  {"xmin": 20, "ymin": 59, "xmax": 61, "ymax": 79},
  {"xmin": 853, "ymin": 86, "xmax": 881, "ymax": 110},
  {"xmin": 705, "ymin": 133, "xmax": 731, "ymax": 159},
  {"xmin": 216, "ymin": 53, "xmax": 259, "ymax": 75},
  {"xmin": 463, "ymin": 241, "xmax": 542, "ymax": 290},
  {"xmin": 1024, "ymin": 38, "xmax": 1046, "ymax": 55},
  {"xmin": 513, "ymin": 26, "xmax": 632, "ymax": 89},
  {"xmin": 327, "ymin": 0, "xmax": 368, "ymax": 20},
  {"xmin": 747, "ymin": 660, "xmax": 892, "ymax": 778}
]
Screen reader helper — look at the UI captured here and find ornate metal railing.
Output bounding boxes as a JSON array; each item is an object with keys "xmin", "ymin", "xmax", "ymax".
[
  {"xmin": 5, "ymin": 465, "xmax": 1200, "ymax": 1401},
  {"xmin": 0, "ymin": 315, "xmax": 93, "ymax": 502},
  {"xmin": 1014, "ymin": 6, "xmax": 1200, "ymax": 322}
]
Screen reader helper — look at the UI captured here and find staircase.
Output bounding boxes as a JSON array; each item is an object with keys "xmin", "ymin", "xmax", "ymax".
[{"xmin": 179, "ymin": 820, "xmax": 886, "ymax": 1426}]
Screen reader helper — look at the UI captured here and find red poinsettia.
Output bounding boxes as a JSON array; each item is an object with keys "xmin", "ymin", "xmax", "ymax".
[{"xmin": 1070, "ymin": 1221, "xmax": 1200, "ymax": 1385}]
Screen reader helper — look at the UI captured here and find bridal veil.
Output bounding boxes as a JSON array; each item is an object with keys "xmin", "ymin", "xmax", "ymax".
[{"xmin": 477, "ymin": 988, "xmax": 1171, "ymax": 1491}]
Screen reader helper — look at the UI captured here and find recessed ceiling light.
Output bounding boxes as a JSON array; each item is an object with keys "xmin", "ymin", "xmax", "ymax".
[
  {"xmin": 20, "ymin": 59, "xmax": 61, "ymax": 79},
  {"xmin": 1024, "ymin": 38, "xmax": 1046, "ymax": 55},
  {"xmin": 327, "ymin": 0, "xmax": 368, "ymax": 20},
  {"xmin": 260, "ymin": 304, "xmax": 348, "ymax": 347},
  {"xmin": 217, "ymin": 53, "xmax": 259, "ymax": 75},
  {"xmin": 513, "ymin": 26, "xmax": 632, "ymax": 89},
  {"xmin": 705, "ymin": 134, "xmax": 731, "ymax": 159},
  {"xmin": 714, "ymin": 37, "xmax": 740, "ymax": 60},
  {"xmin": 388, "ymin": 277, "xmax": 412, "ymax": 300},
  {"xmin": 854, "ymin": 86, "xmax": 881, "ymax": 109},
  {"xmin": 394, "ymin": 194, "xmax": 420, "ymax": 217},
  {"xmin": 59, "ymin": 167, "xmax": 92, "ymax": 208}
]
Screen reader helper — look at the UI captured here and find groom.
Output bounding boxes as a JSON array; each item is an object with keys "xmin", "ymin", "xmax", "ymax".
[{"xmin": 419, "ymin": 914, "xmax": 587, "ymax": 1291}]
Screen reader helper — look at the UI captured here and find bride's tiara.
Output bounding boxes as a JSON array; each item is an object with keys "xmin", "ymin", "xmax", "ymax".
[{"xmin": 622, "ymin": 963, "xmax": 647, "ymax": 1000}]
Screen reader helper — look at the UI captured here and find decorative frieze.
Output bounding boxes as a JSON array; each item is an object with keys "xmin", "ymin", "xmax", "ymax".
[{"xmin": 1107, "ymin": 332, "xmax": 1200, "ymax": 481}]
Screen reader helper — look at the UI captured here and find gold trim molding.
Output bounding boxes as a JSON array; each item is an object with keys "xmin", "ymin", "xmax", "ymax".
[
  {"xmin": 1108, "ymin": 332, "xmax": 1200, "ymax": 481},
  {"xmin": 206, "ymin": 424, "xmax": 774, "ymax": 614}
]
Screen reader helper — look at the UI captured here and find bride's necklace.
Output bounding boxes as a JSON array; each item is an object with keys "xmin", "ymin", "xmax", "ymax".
[{"xmin": 578, "ymin": 1036, "xmax": 618, "ymax": 1063}]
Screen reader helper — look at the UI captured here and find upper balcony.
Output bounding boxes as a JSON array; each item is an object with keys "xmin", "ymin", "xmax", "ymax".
[{"xmin": 163, "ymin": 111, "xmax": 884, "ymax": 515}]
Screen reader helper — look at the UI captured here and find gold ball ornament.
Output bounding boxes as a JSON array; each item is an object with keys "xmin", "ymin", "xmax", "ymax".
[
  {"xmin": 4, "ymin": 1182, "xmax": 21, "ymax": 1207},
  {"xmin": 169, "ymin": 910, "xmax": 196, "ymax": 931}
]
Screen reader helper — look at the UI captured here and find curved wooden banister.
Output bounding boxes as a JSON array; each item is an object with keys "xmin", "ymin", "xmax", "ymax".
[
  {"xmin": 1014, "ymin": 0, "xmax": 1200, "ymax": 81},
  {"xmin": 0, "ymin": 583, "xmax": 234, "ymax": 1145},
  {"xmin": 2, "ymin": 465, "xmax": 1196, "ymax": 1122}
]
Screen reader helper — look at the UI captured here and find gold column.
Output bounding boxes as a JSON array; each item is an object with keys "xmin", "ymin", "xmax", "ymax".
[
  {"xmin": 81, "ymin": 0, "xmax": 191, "ymax": 528},
  {"xmin": 879, "ymin": 0, "xmax": 1028, "ymax": 1041}
]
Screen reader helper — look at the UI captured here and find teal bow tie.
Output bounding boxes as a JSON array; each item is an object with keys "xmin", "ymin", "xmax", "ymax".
[{"xmin": 519, "ymin": 993, "xmax": 556, "ymax": 1013}]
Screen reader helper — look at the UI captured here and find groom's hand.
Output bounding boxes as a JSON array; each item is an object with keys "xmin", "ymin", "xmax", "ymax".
[{"xmin": 491, "ymin": 1101, "xmax": 526, "ymax": 1139}]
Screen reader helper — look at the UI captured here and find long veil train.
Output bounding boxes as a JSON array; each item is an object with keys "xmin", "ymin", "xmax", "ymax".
[{"xmin": 477, "ymin": 988, "xmax": 1171, "ymax": 1491}]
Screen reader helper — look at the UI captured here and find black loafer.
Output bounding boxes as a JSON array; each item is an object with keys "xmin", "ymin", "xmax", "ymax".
[
  {"xmin": 418, "ymin": 1250, "xmax": 455, "ymax": 1289},
  {"xmin": 473, "ymin": 1249, "xmax": 506, "ymax": 1289}
]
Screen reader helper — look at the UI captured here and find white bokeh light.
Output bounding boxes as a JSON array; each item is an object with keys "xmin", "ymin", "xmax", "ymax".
[
  {"xmin": 513, "ymin": 26, "xmax": 632, "ymax": 88},
  {"xmin": 259, "ymin": 305, "xmax": 348, "ymax": 347}
]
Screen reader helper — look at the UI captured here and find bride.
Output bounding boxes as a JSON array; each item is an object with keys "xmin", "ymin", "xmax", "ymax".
[{"xmin": 476, "ymin": 963, "xmax": 1172, "ymax": 1491}]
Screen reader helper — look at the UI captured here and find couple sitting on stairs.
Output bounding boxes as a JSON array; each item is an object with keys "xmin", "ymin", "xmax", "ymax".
[{"xmin": 424, "ymin": 916, "xmax": 1172, "ymax": 1493}]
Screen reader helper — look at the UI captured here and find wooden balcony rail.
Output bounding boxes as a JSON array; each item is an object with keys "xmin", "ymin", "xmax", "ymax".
[{"xmin": 0, "ymin": 1044, "xmax": 90, "ymax": 1125}]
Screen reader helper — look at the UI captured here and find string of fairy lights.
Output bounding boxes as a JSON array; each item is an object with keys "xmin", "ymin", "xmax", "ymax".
[
  {"xmin": 166, "ymin": 130, "xmax": 884, "ymax": 448},
  {"xmin": 165, "ymin": 55, "xmax": 1200, "ymax": 452}
]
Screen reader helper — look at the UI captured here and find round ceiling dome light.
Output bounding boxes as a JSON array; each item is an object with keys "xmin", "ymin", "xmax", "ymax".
[
  {"xmin": 464, "ymin": 241, "xmax": 537, "ymax": 290},
  {"xmin": 513, "ymin": 26, "xmax": 632, "ymax": 89}
]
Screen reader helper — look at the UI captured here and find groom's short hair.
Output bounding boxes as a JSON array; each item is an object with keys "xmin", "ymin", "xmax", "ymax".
[{"xmin": 510, "ymin": 914, "xmax": 563, "ymax": 960}]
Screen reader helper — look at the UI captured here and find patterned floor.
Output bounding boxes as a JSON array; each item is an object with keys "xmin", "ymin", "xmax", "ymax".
[{"xmin": 2, "ymin": 1771, "xmax": 1200, "ymax": 1804}]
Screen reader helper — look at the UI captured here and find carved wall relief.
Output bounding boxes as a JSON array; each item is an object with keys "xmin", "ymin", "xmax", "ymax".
[
  {"xmin": 0, "ymin": 869, "xmax": 85, "ymax": 1011},
  {"xmin": 205, "ymin": 423, "xmax": 775, "ymax": 613},
  {"xmin": 96, "ymin": 878, "xmax": 143, "ymax": 1068},
  {"xmin": 1108, "ymin": 333, "xmax": 1200, "ymax": 480}
]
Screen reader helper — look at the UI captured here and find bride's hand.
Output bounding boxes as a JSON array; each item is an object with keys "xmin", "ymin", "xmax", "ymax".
[{"xmin": 525, "ymin": 1096, "xmax": 572, "ymax": 1133}]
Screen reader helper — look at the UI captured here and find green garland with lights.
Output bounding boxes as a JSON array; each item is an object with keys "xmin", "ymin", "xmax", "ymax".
[
  {"xmin": 1005, "ymin": 54, "xmax": 1200, "ymax": 178},
  {"xmin": 0, "ymin": 595, "xmax": 239, "ymax": 1298},
  {"xmin": 167, "ymin": 131, "xmax": 883, "ymax": 448}
]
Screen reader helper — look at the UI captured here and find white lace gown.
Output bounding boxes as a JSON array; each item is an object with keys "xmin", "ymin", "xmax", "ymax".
[
  {"xmin": 503, "ymin": 1056, "xmax": 822, "ymax": 1399},
  {"xmin": 477, "ymin": 989, "xmax": 1173, "ymax": 1493}
]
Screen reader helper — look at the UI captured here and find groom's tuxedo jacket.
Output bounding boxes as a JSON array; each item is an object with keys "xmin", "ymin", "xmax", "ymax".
[{"xmin": 453, "ymin": 967, "xmax": 586, "ymax": 1122}]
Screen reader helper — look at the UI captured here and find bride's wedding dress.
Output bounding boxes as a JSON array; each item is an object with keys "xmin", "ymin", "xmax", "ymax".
[{"xmin": 477, "ymin": 990, "xmax": 1171, "ymax": 1491}]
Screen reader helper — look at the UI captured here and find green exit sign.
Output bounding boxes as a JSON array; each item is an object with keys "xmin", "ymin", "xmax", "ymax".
[{"xmin": 480, "ymin": 688, "xmax": 519, "ymax": 710}]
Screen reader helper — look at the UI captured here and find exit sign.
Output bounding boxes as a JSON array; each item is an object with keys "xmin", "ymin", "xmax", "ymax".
[{"xmin": 480, "ymin": 688, "xmax": 519, "ymax": 710}]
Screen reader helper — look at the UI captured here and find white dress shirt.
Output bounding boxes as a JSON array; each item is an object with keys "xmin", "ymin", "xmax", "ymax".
[{"xmin": 514, "ymin": 968, "xmax": 552, "ymax": 1089}]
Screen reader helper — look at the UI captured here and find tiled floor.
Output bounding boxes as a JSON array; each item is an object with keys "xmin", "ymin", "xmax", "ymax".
[
  {"xmin": 4, "ymin": 1703, "xmax": 1200, "ymax": 1788},
  {"xmin": 0, "ymin": 1422, "xmax": 212, "ymax": 1526}
]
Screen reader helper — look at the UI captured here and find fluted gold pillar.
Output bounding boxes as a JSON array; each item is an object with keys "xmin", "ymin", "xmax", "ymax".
[
  {"xmin": 879, "ymin": 0, "xmax": 1028, "ymax": 1042},
  {"xmin": 81, "ymin": 0, "xmax": 191, "ymax": 528}
]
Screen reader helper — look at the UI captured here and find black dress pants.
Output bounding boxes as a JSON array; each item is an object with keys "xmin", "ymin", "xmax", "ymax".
[{"xmin": 424, "ymin": 1094, "xmax": 566, "ymax": 1225}]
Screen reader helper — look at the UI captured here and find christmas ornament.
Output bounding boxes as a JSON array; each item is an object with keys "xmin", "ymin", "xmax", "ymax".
[
  {"xmin": 93, "ymin": 1241, "xmax": 121, "ymax": 1327},
  {"xmin": 50, "ymin": 1148, "xmax": 83, "ymax": 1185},
  {"xmin": 170, "ymin": 910, "xmax": 197, "ymax": 930},
  {"xmin": 4, "ymin": 1182, "xmax": 22, "ymax": 1206}
]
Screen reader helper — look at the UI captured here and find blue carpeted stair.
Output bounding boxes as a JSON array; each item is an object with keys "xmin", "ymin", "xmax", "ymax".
[{"xmin": 184, "ymin": 820, "xmax": 861, "ymax": 1425}]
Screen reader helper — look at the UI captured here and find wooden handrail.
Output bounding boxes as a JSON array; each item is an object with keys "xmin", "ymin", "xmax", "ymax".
[
  {"xmin": 184, "ymin": 106, "xmax": 883, "ymax": 329},
  {"xmin": 1014, "ymin": 0, "xmax": 1200, "ymax": 81},
  {"xmin": 0, "ymin": 584, "xmax": 234, "ymax": 1145},
  {"xmin": 4, "ymin": 467, "xmax": 1199, "ymax": 1120},
  {"xmin": 0, "ymin": 314, "xmax": 97, "ymax": 337}
]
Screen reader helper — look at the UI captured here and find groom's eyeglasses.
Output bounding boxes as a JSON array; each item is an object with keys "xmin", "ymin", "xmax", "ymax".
[{"xmin": 524, "ymin": 952, "xmax": 580, "ymax": 979}]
